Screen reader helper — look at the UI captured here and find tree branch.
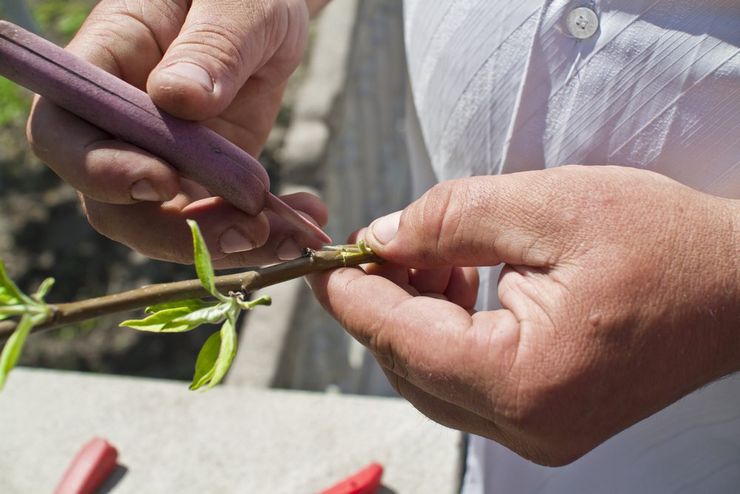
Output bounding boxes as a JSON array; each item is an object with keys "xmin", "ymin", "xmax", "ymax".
[{"xmin": 0, "ymin": 248, "xmax": 380, "ymax": 344}]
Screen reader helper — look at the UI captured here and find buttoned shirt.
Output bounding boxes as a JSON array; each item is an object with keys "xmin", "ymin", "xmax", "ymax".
[{"xmin": 402, "ymin": 1, "xmax": 740, "ymax": 492}]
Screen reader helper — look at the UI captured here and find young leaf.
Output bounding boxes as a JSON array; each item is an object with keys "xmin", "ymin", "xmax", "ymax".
[
  {"xmin": 166, "ymin": 302, "xmax": 233, "ymax": 331},
  {"xmin": 0, "ymin": 260, "xmax": 26, "ymax": 305},
  {"xmin": 210, "ymin": 313, "xmax": 238, "ymax": 388},
  {"xmin": 0, "ymin": 314, "xmax": 36, "ymax": 391},
  {"xmin": 187, "ymin": 220, "xmax": 224, "ymax": 301},
  {"xmin": 189, "ymin": 312, "xmax": 238, "ymax": 391},
  {"xmin": 145, "ymin": 299, "xmax": 214, "ymax": 314},
  {"xmin": 236, "ymin": 294, "xmax": 273, "ymax": 311},
  {"xmin": 32, "ymin": 277, "xmax": 55, "ymax": 302},
  {"xmin": 0, "ymin": 305, "xmax": 28, "ymax": 322},
  {"xmin": 120, "ymin": 307, "xmax": 198, "ymax": 333},
  {"xmin": 189, "ymin": 330, "xmax": 221, "ymax": 390},
  {"xmin": 122, "ymin": 301, "xmax": 234, "ymax": 333}
]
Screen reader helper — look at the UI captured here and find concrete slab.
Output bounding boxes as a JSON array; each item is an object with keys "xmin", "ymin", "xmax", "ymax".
[
  {"xmin": 293, "ymin": 0, "xmax": 358, "ymax": 121},
  {"xmin": 0, "ymin": 368, "xmax": 464, "ymax": 493},
  {"xmin": 227, "ymin": 275, "xmax": 304, "ymax": 388}
]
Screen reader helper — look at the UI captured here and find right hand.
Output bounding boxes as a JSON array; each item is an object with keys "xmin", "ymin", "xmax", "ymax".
[
  {"xmin": 309, "ymin": 166, "xmax": 740, "ymax": 465},
  {"xmin": 26, "ymin": 0, "xmax": 327, "ymax": 267}
]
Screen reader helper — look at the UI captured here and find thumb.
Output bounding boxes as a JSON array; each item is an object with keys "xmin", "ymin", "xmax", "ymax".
[
  {"xmin": 147, "ymin": 0, "xmax": 308, "ymax": 120},
  {"xmin": 364, "ymin": 175, "xmax": 563, "ymax": 269}
]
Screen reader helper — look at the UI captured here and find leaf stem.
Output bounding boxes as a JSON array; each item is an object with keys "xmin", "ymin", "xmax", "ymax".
[{"xmin": 0, "ymin": 247, "xmax": 380, "ymax": 345}]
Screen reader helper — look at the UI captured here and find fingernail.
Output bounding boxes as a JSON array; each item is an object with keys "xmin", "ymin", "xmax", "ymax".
[
  {"xmin": 131, "ymin": 180, "xmax": 161, "ymax": 201},
  {"xmin": 370, "ymin": 211, "xmax": 401, "ymax": 245},
  {"xmin": 160, "ymin": 62, "xmax": 214, "ymax": 92},
  {"xmin": 277, "ymin": 239, "xmax": 302, "ymax": 261},
  {"xmin": 220, "ymin": 228, "xmax": 255, "ymax": 253}
]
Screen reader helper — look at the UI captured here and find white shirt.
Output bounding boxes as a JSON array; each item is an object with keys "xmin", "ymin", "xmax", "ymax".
[
  {"xmin": 403, "ymin": 1, "xmax": 740, "ymax": 492},
  {"xmin": 404, "ymin": 0, "xmax": 740, "ymax": 197}
]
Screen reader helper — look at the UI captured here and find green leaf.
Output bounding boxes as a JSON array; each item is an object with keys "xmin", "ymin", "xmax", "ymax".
[
  {"xmin": 0, "ymin": 305, "xmax": 28, "ymax": 322},
  {"xmin": 145, "ymin": 299, "xmax": 214, "ymax": 314},
  {"xmin": 167, "ymin": 302, "xmax": 233, "ymax": 329},
  {"xmin": 0, "ymin": 260, "xmax": 26, "ymax": 305},
  {"xmin": 120, "ymin": 307, "xmax": 198, "ymax": 333},
  {"xmin": 189, "ymin": 331, "xmax": 220, "ymax": 390},
  {"xmin": 187, "ymin": 220, "xmax": 224, "ymax": 300},
  {"xmin": 122, "ymin": 300, "xmax": 234, "ymax": 333},
  {"xmin": 210, "ymin": 314, "xmax": 238, "ymax": 386},
  {"xmin": 0, "ymin": 314, "xmax": 36, "ymax": 391},
  {"xmin": 236, "ymin": 295, "xmax": 273, "ymax": 311},
  {"xmin": 189, "ymin": 312, "xmax": 238, "ymax": 391},
  {"xmin": 32, "ymin": 277, "xmax": 55, "ymax": 302}
]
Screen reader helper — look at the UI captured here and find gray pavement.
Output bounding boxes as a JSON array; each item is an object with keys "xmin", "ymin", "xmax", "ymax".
[{"xmin": 0, "ymin": 368, "xmax": 463, "ymax": 493}]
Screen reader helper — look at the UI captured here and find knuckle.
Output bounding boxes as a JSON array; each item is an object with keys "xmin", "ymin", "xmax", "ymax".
[
  {"xmin": 172, "ymin": 21, "xmax": 251, "ymax": 80},
  {"xmin": 415, "ymin": 180, "xmax": 481, "ymax": 263},
  {"xmin": 148, "ymin": 0, "xmax": 191, "ymax": 25},
  {"xmin": 80, "ymin": 4, "xmax": 177, "ymax": 76}
]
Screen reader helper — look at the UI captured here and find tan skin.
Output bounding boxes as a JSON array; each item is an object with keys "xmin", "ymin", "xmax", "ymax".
[
  {"xmin": 308, "ymin": 166, "xmax": 739, "ymax": 465},
  {"xmin": 28, "ymin": 1, "xmax": 740, "ymax": 466},
  {"xmin": 27, "ymin": 0, "xmax": 327, "ymax": 267}
]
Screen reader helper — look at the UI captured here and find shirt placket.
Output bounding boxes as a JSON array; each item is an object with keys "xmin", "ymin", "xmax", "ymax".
[{"xmin": 501, "ymin": 0, "xmax": 603, "ymax": 173}]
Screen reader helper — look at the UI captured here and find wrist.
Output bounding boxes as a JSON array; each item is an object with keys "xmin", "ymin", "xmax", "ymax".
[
  {"xmin": 696, "ymin": 195, "xmax": 740, "ymax": 377},
  {"xmin": 722, "ymin": 198, "xmax": 740, "ymax": 372},
  {"xmin": 656, "ymin": 188, "xmax": 740, "ymax": 392}
]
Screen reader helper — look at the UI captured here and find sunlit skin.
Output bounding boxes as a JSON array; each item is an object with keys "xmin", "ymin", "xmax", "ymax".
[
  {"xmin": 309, "ymin": 166, "xmax": 740, "ymax": 465},
  {"xmin": 22, "ymin": 0, "xmax": 740, "ymax": 466}
]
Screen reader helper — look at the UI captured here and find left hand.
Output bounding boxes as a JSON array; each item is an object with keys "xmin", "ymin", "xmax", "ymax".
[
  {"xmin": 308, "ymin": 165, "xmax": 740, "ymax": 466},
  {"xmin": 27, "ymin": 0, "xmax": 325, "ymax": 267}
]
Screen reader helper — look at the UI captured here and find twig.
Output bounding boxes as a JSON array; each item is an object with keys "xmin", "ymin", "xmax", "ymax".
[{"xmin": 0, "ymin": 247, "xmax": 380, "ymax": 344}]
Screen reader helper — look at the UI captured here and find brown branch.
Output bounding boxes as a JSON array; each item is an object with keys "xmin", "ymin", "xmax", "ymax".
[{"xmin": 0, "ymin": 248, "xmax": 380, "ymax": 344}]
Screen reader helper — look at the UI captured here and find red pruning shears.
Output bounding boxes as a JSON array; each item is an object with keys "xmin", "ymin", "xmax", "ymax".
[{"xmin": 320, "ymin": 463, "xmax": 384, "ymax": 494}]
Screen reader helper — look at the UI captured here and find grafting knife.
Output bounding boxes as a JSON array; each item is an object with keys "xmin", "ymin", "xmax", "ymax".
[{"xmin": 0, "ymin": 20, "xmax": 331, "ymax": 249}]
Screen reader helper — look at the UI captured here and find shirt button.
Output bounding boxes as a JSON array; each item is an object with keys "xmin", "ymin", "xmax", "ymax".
[{"xmin": 565, "ymin": 7, "xmax": 599, "ymax": 39}]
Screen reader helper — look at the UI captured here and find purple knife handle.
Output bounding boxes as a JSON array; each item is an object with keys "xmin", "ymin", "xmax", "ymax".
[
  {"xmin": 0, "ymin": 20, "xmax": 269, "ymax": 214},
  {"xmin": 0, "ymin": 21, "xmax": 331, "ymax": 247}
]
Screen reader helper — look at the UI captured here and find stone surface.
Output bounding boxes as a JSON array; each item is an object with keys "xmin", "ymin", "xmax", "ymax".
[
  {"xmin": 227, "ymin": 276, "xmax": 303, "ymax": 388},
  {"xmin": 278, "ymin": 120, "xmax": 330, "ymax": 178},
  {"xmin": 293, "ymin": 0, "xmax": 358, "ymax": 121},
  {"xmin": 0, "ymin": 368, "xmax": 463, "ymax": 493},
  {"xmin": 233, "ymin": 0, "xmax": 412, "ymax": 397},
  {"xmin": 277, "ymin": 0, "xmax": 412, "ymax": 396}
]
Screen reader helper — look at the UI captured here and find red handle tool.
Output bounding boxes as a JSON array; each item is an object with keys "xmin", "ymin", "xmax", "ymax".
[
  {"xmin": 54, "ymin": 437, "xmax": 118, "ymax": 494},
  {"xmin": 320, "ymin": 462, "xmax": 384, "ymax": 494}
]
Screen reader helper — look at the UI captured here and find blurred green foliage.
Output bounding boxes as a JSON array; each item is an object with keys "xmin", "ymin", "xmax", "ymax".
[
  {"xmin": 0, "ymin": 78, "xmax": 28, "ymax": 126},
  {"xmin": 31, "ymin": 0, "xmax": 90, "ymax": 38}
]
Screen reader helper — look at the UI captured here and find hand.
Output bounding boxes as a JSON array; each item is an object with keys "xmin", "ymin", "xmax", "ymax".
[
  {"xmin": 26, "ymin": 0, "xmax": 326, "ymax": 267},
  {"xmin": 308, "ymin": 165, "xmax": 740, "ymax": 465}
]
